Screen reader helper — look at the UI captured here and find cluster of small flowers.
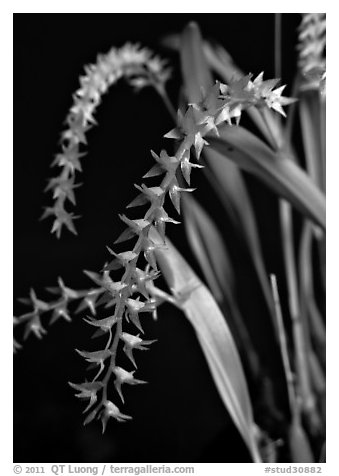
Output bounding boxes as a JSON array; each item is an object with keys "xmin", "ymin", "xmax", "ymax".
[
  {"xmin": 68, "ymin": 75, "xmax": 295, "ymax": 431},
  {"xmin": 13, "ymin": 277, "xmax": 99, "ymax": 352},
  {"xmin": 42, "ymin": 44, "xmax": 172, "ymax": 238},
  {"xmin": 297, "ymin": 13, "xmax": 326, "ymax": 93},
  {"xmin": 16, "ymin": 51, "xmax": 295, "ymax": 431}
]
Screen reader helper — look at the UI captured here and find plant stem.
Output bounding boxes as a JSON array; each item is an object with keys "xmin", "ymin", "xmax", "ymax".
[
  {"xmin": 280, "ymin": 200, "xmax": 300, "ymax": 335},
  {"xmin": 280, "ymin": 202, "xmax": 320, "ymax": 433},
  {"xmin": 298, "ymin": 221, "xmax": 323, "ymax": 433},
  {"xmin": 270, "ymin": 274, "xmax": 297, "ymax": 417},
  {"xmin": 274, "ymin": 13, "xmax": 282, "ymax": 80}
]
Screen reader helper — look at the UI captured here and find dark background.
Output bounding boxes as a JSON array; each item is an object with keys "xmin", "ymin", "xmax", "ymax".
[{"xmin": 14, "ymin": 13, "xmax": 301, "ymax": 463}]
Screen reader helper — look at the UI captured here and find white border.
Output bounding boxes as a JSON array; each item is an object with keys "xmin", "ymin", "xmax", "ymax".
[{"xmin": 4, "ymin": 2, "xmax": 338, "ymax": 472}]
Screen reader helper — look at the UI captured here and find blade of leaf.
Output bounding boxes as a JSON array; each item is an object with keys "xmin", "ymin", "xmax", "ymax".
[
  {"xmin": 308, "ymin": 349, "xmax": 325, "ymax": 397},
  {"xmin": 182, "ymin": 193, "xmax": 234, "ymax": 300},
  {"xmin": 183, "ymin": 207, "xmax": 224, "ymax": 303},
  {"xmin": 182, "ymin": 193, "xmax": 260, "ymax": 377},
  {"xmin": 180, "ymin": 22, "xmax": 213, "ymax": 103},
  {"xmin": 288, "ymin": 417, "xmax": 315, "ymax": 463},
  {"xmin": 299, "ymin": 90, "xmax": 325, "ymax": 191},
  {"xmin": 299, "ymin": 90, "xmax": 326, "ymax": 290},
  {"xmin": 298, "ymin": 221, "xmax": 323, "ymax": 435},
  {"xmin": 299, "ymin": 220, "xmax": 324, "ymax": 361},
  {"xmin": 308, "ymin": 296, "xmax": 326, "ymax": 367},
  {"xmin": 270, "ymin": 274, "xmax": 314, "ymax": 463},
  {"xmin": 207, "ymin": 126, "xmax": 326, "ymax": 229},
  {"xmin": 203, "ymin": 146, "xmax": 275, "ymax": 320},
  {"xmin": 279, "ymin": 199, "xmax": 300, "ymax": 342},
  {"xmin": 178, "ymin": 24, "xmax": 262, "ymax": 376},
  {"xmin": 150, "ymin": 227, "xmax": 261, "ymax": 462}
]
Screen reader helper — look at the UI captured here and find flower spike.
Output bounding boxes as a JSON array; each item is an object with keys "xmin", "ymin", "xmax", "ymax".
[
  {"xmin": 43, "ymin": 43, "xmax": 171, "ymax": 237},
  {"xmin": 16, "ymin": 35, "xmax": 301, "ymax": 432}
]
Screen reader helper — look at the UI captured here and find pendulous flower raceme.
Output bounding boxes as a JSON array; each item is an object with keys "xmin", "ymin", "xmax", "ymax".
[
  {"xmin": 14, "ymin": 41, "xmax": 297, "ymax": 432},
  {"xmin": 42, "ymin": 44, "xmax": 172, "ymax": 238}
]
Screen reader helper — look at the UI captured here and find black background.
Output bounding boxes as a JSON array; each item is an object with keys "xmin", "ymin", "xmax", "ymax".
[{"xmin": 14, "ymin": 13, "xmax": 301, "ymax": 463}]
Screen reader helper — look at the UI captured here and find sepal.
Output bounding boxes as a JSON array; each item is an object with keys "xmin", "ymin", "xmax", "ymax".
[
  {"xmin": 120, "ymin": 332, "xmax": 157, "ymax": 368},
  {"xmin": 83, "ymin": 314, "xmax": 119, "ymax": 332},
  {"xmin": 69, "ymin": 381, "xmax": 103, "ymax": 412},
  {"xmin": 112, "ymin": 366, "xmax": 147, "ymax": 403},
  {"xmin": 105, "ymin": 249, "xmax": 138, "ymax": 271},
  {"xmin": 100, "ymin": 401, "xmax": 132, "ymax": 432}
]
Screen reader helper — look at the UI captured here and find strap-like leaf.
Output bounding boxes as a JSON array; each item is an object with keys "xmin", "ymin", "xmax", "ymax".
[
  {"xmin": 288, "ymin": 417, "xmax": 314, "ymax": 463},
  {"xmin": 182, "ymin": 193, "xmax": 234, "ymax": 301},
  {"xmin": 180, "ymin": 22, "xmax": 213, "ymax": 103},
  {"xmin": 182, "ymin": 194, "xmax": 260, "ymax": 377},
  {"xmin": 208, "ymin": 126, "xmax": 325, "ymax": 229},
  {"xmin": 299, "ymin": 90, "xmax": 325, "ymax": 191},
  {"xmin": 150, "ymin": 228, "xmax": 261, "ymax": 462},
  {"xmin": 203, "ymin": 146, "xmax": 275, "ymax": 319}
]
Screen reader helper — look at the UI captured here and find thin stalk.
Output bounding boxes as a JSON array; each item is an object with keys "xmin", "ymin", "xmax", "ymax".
[
  {"xmin": 274, "ymin": 14, "xmax": 282, "ymax": 80},
  {"xmin": 284, "ymin": 76, "xmax": 301, "ymax": 147},
  {"xmin": 227, "ymin": 297, "xmax": 261, "ymax": 379},
  {"xmin": 299, "ymin": 91, "xmax": 325, "ymax": 295},
  {"xmin": 308, "ymin": 349, "xmax": 325, "ymax": 396},
  {"xmin": 270, "ymin": 274, "xmax": 297, "ymax": 417},
  {"xmin": 318, "ymin": 97, "xmax": 326, "ymax": 288},
  {"xmin": 272, "ymin": 18, "xmax": 317, "ymax": 431},
  {"xmin": 279, "ymin": 201, "xmax": 300, "ymax": 339},
  {"xmin": 307, "ymin": 294, "xmax": 326, "ymax": 369},
  {"xmin": 299, "ymin": 95, "xmax": 323, "ymax": 190},
  {"xmin": 279, "ymin": 202, "xmax": 319, "ymax": 432},
  {"xmin": 319, "ymin": 97, "xmax": 326, "ymax": 192},
  {"xmin": 298, "ymin": 222, "xmax": 323, "ymax": 433},
  {"xmin": 270, "ymin": 276, "xmax": 316, "ymax": 462}
]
